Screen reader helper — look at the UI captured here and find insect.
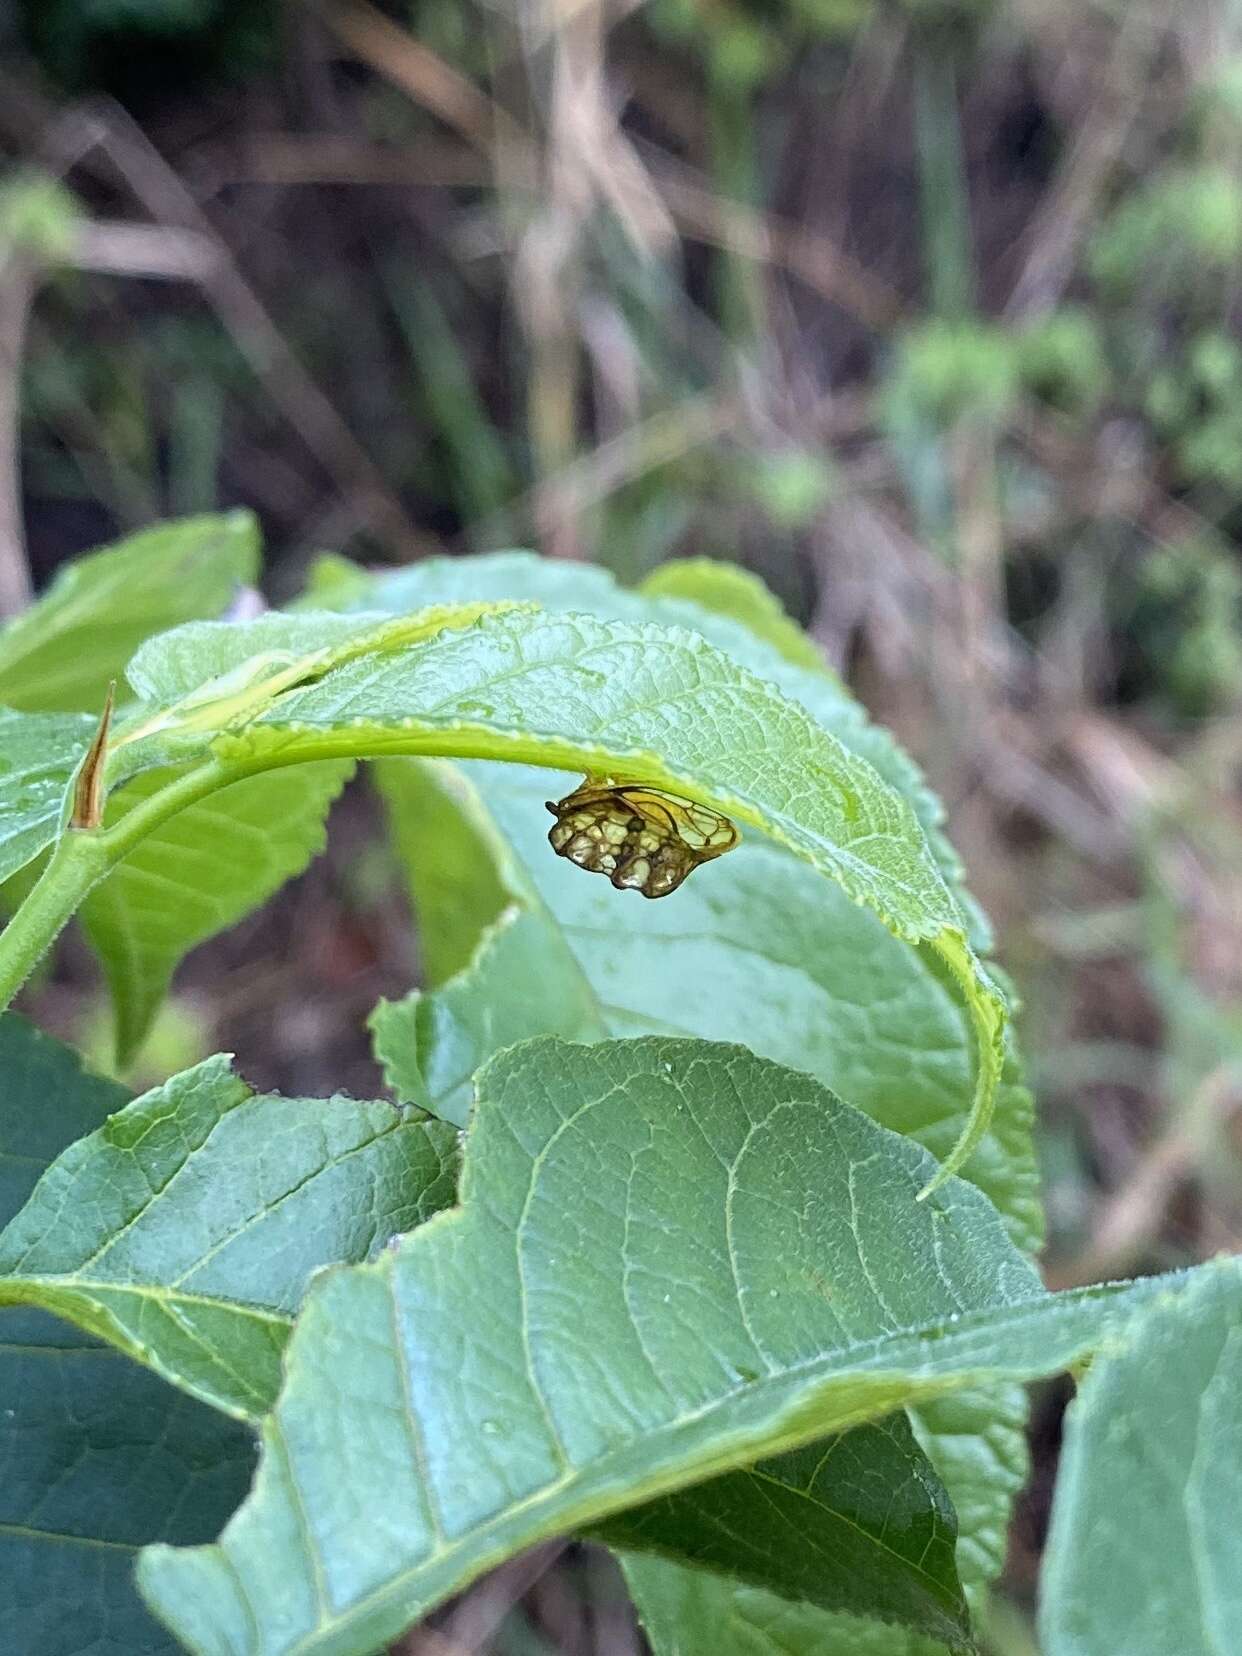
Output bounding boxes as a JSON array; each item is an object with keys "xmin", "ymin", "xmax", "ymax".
[{"xmin": 545, "ymin": 776, "xmax": 739, "ymax": 898}]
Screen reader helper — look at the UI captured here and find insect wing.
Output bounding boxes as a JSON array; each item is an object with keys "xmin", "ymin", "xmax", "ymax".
[{"xmin": 545, "ymin": 778, "xmax": 739, "ymax": 898}]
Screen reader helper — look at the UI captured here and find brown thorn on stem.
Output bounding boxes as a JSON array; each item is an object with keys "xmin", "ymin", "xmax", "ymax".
[{"xmin": 71, "ymin": 682, "xmax": 116, "ymax": 831}]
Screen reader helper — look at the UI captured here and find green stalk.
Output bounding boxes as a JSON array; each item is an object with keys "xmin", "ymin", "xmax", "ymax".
[
  {"xmin": 911, "ymin": 31, "xmax": 976, "ymax": 321},
  {"xmin": 707, "ymin": 56, "xmax": 765, "ymax": 344},
  {"xmin": 0, "ymin": 755, "xmax": 231, "ymax": 1013}
]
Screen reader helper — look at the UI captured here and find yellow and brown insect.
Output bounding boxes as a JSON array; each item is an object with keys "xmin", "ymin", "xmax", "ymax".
[{"xmin": 545, "ymin": 776, "xmax": 739, "ymax": 899}]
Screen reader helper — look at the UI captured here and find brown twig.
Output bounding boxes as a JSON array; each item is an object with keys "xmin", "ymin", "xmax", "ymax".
[
  {"xmin": 1047, "ymin": 1064, "xmax": 1240, "ymax": 1289},
  {"xmin": 319, "ymin": 0, "xmax": 531, "ymax": 164}
]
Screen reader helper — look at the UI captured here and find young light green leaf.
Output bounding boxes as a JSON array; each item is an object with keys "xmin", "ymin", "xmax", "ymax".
[
  {"xmin": 598, "ymin": 1418, "xmax": 970, "ymax": 1650},
  {"xmin": 0, "ymin": 512, "xmax": 259, "ymax": 713},
  {"xmin": 0, "ymin": 1052, "xmax": 458, "ymax": 1419},
  {"xmin": 215, "ymin": 607, "xmax": 1004, "ymax": 1194},
  {"xmin": 640, "ymin": 557, "xmax": 834, "ymax": 677},
  {"xmin": 0, "ymin": 1013, "xmax": 256, "ymax": 1656},
  {"xmin": 370, "ymin": 903, "xmax": 606, "ymax": 1124},
  {"xmin": 137, "ymin": 1038, "xmax": 1151, "ymax": 1656},
  {"xmin": 118, "ymin": 600, "xmax": 525, "ymax": 738},
  {"xmin": 81, "ymin": 759, "xmax": 354, "ymax": 1063},
  {"xmin": 1040, "ymin": 1255, "xmax": 1242, "ymax": 1656},
  {"xmin": 0, "ymin": 707, "xmax": 94, "ymax": 883}
]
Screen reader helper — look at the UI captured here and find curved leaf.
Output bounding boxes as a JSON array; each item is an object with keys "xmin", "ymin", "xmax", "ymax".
[
  {"xmin": 375, "ymin": 758, "xmax": 1035, "ymax": 1639},
  {"xmin": 442, "ymin": 759, "xmax": 1039, "ymax": 1249},
  {"xmin": 639, "ymin": 558, "xmax": 833, "ymax": 677},
  {"xmin": 218, "ymin": 607, "xmax": 1004, "ymax": 1192},
  {"xmin": 307, "ymin": 549, "xmax": 982, "ymax": 938},
  {"xmin": 137, "ymin": 1038, "xmax": 1144, "ymax": 1656}
]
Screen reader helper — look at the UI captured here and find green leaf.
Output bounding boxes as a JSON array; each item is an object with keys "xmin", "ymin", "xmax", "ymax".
[
  {"xmin": 125, "ymin": 611, "xmax": 404, "ymax": 707},
  {"xmin": 0, "ymin": 1013, "xmax": 130, "ymax": 1214},
  {"xmin": 373, "ymin": 756, "xmax": 513, "ymax": 985},
  {"xmin": 376, "ymin": 761, "xmax": 1035, "ymax": 1642},
  {"xmin": 0, "ymin": 707, "xmax": 93, "ymax": 883},
  {"xmin": 639, "ymin": 558, "xmax": 833, "ymax": 677},
  {"xmin": 1, "ymin": 1322, "xmax": 258, "ymax": 1656},
  {"xmin": 0, "ymin": 512, "xmax": 259, "ymax": 713},
  {"xmin": 1039, "ymin": 1256, "xmax": 1242, "ymax": 1656},
  {"xmin": 461, "ymin": 761, "xmax": 1039, "ymax": 1250},
  {"xmin": 117, "ymin": 600, "xmax": 524, "ymax": 737},
  {"xmin": 0, "ymin": 1013, "xmax": 257, "ymax": 1656},
  {"xmin": 216, "ymin": 606, "xmax": 1004, "ymax": 1194},
  {"xmin": 307, "ymin": 550, "xmax": 976, "ymax": 931},
  {"xmin": 80, "ymin": 759, "xmax": 354, "ymax": 1063},
  {"xmin": 622, "ymin": 1553, "xmax": 956, "ymax": 1656},
  {"xmin": 622, "ymin": 1375, "xmax": 1032, "ymax": 1654},
  {"xmin": 136, "ymin": 1038, "xmax": 1147, "ymax": 1656},
  {"xmin": 370, "ymin": 902, "xmax": 606, "ymax": 1124},
  {"xmin": 0, "ymin": 1051, "xmax": 459, "ymax": 1419},
  {"xmin": 598, "ymin": 1418, "xmax": 970, "ymax": 1650},
  {"xmin": 343, "ymin": 558, "xmax": 1030, "ymax": 1645}
]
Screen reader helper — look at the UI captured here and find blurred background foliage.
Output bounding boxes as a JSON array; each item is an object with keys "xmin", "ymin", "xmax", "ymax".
[{"xmin": 3, "ymin": 0, "xmax": 1242, "ymax": 1650}]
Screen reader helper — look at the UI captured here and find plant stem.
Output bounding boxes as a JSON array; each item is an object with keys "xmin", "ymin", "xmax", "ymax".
[
  {"xmin": 0, "ymin": 830, "xmax": 107, "ymax": 1011},
  {"xmin": 911, "ymin": 30, "xmax": 975, "ymax": 322},
  {"xmin": 0, "ymin": 755, "xmax": 232, "ymax": 1015},
  {"xmin": 707, "ymin": 62, "xmax": 764, "ymax": 344}
]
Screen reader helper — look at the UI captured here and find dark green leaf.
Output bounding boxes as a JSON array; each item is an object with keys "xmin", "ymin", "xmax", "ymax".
[
  {"xmin": 598, "ymin": 1418, "xmax": 969, "ymax": 1649},
  {"xmin": 0, "ymin": 1013, "xmax": 256, "ymax": 1656}
]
